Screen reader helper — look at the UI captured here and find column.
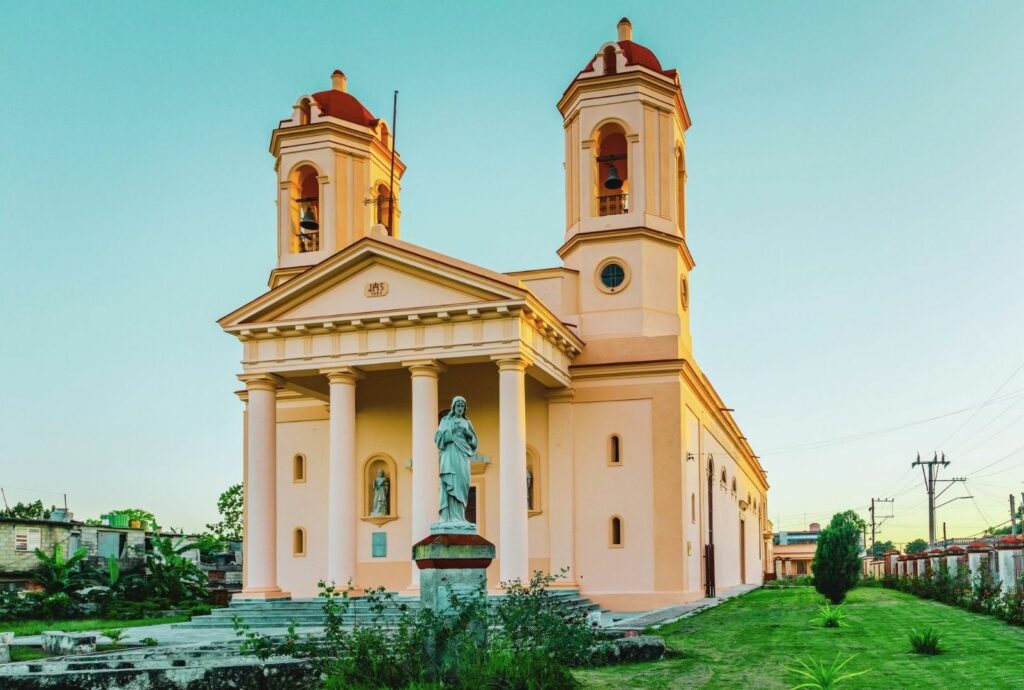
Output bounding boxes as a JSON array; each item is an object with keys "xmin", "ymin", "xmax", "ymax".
[
  {"xmin": 496, "ymin": 356, "xmax": 530, "ymax": 584},
  {"xmin": 407, "ymin": 360, "xmax": 444, "ymax": 587},
  {"xmin": 324, "ymin": 367, "xmax": 362, "ymax": 588},
  {"xmin": 238, "ymin": 373, "xmax": 286, "ymax": 598},
  {"xmin": 546, "ymin": 388, "xmax": 576, "ymax": 586}
]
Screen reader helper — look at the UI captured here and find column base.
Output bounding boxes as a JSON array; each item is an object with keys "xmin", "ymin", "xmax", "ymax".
[{"xmin": 233, "ymin": 587, "xmax": 292, "ymax": 601}]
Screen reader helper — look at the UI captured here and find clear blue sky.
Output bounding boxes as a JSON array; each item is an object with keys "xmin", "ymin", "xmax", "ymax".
[{"xmin": 2, "ymin": 2, "xmax": 1023, "ymax": 543}]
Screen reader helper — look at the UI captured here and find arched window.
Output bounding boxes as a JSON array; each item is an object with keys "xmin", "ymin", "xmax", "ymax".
[
  {"xmin": 298, "ymin": 98, "xmax": 311, "ymax": 126},
  {"xmin": 610, "ymin": 516, "xmax": 623, "ymax": 547},
  {"xmin": 293, "ymin": 528, "xmax": 306, "ymax": 557},
  {"xmin": 595, "ymin": 123, "xmax": 628, "ymax": 217},
  {"xmin": 609, "ymin": 434, "xmax": 622, "ymax": 465},
  {"xmin": 602, "ymin": 45, "xmax": 617, "ymax": 76},
  {"xmin": 691, "ymin": 493, "xmax": 696, "ymax": 523},
  {"xmin": 731, "ymin": 478, "xmax": 738, "ymax": 494},
  {"xmin": 375, "ymin": 183, "xmax": 393, "ymax": 234},
  {"xmin": 293, "ymin": 454, "xmax": 307, "ymax": 483},
  {"xmin": 288, "ymin": 165, "xmax": 320, "ymax": 253},
  {"xmin": 720, "ymin": 468, "xmax": 727, "ymax": 485}
]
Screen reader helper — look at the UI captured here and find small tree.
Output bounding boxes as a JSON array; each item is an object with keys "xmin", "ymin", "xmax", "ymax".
[
  {"xmin": 905, "ymin": 538, "xmax": 928, "ymax": 554},
  {"xmin": 205, "ymin": 484, "xmax": 243, "ymax": 543},
  {"xmin": 870, "ymin": 540, "xmax": 894, "ymax": 559},
  {"xmin": 813, "ymin": 511, "xmax": 864, "ymax": 604}
]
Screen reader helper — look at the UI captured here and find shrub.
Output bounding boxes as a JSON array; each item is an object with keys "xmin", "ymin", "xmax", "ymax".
[
  {"xmin": 236, "ymin": 571, "xmax": 597, "ymax": 689},
  {"xmin": 783, "ymin": 653, "xmax": 869, "ymax": 688},
  {"xmin": 812, "ymin": 602, "xmax": 846, "ymax": 628},
  {"xmin": 812, "ymin": 512, "xmax": 864, "ymax": 604},
  {"xmin": 908, "ymin": 627, "xmax": 942, "ymax": 655},
  {"xmin": 966, "ymin": 558, "xmax": 1000, "ymax": 615},
  {"xmin": 140, "ymin": 637, "xmax": 159, "ymax": 646}
]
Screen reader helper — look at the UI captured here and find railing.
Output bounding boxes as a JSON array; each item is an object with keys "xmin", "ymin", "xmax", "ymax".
[
  {"xmin": 598, "ymin": 193, "xmax": 628, "ymax": 217},
  {"xmin": 298, "ymin": 229, "xmax": 320, "ymax": 253}
]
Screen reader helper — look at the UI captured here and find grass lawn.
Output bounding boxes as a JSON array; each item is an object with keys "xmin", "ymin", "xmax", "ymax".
[
  {"xmin": 575, "ymin": 586, "xmax": 1024, "ymax": 689},
  {"xmin": 4, "ymin": 615, "xmax": 188, "ymax": 638}
]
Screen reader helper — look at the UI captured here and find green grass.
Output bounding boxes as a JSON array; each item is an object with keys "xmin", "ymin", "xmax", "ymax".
[
  {"xmin": 9, "ymin": 646, "xmax": 52, "ymax": 662},
  {"xmin": 4, "ymin": 615, "xmax": 188, "ymax": 638},
  {"xmin": 574, "ymin": 587, "xmax": 1024, "ymax": 689}
]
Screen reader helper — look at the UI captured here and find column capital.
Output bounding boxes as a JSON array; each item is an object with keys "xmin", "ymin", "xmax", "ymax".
[
  {"xmin": 321, "ymin": 366, "xmax": 364, "ymax": 385},
  {"xmin": 492, "ymin": 355, "xmax": 532, "ymax": 372},
  {"xmin": 404, "ymin": 359, "xmax": 447, "ymax": 378},
  {"xmin": 238, "ymin": 372, "xmax": 284, "ymax": 392},
  {"xmin": 545, "ymin": 387, "xmax": 575, "ymax": 403}
]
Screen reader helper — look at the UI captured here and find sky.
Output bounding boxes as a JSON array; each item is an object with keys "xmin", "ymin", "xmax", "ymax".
[{"xmin": 1, "ymin": 1, "xmax": 1023, "ymax": 545}]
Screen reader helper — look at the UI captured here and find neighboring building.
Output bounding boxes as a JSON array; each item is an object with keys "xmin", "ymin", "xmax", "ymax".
[
  {"xmin": 0, "ymin": 516, "xmax": 146, "ymax": 590},
  {"xmin": 773, "ymin": 523, "xmax": 820, "ymax": 577},
  {"xmin": 219, "ymin": 18, "xmax": 770, "ymax": 610}
]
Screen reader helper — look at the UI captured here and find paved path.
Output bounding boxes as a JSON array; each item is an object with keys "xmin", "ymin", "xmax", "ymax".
[
  {"xmin": 9, "ymin": 624, "xmax": 324, "ymax": 649},
  {"xmin": 606, "ymin": 583, "xmax": 760, "ymax": 631}
]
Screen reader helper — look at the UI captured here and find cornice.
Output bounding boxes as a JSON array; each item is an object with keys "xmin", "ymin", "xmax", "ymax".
[
  {"xmin": 270, "ymin": 120, "xmax": 375, "ymax": 158},
  {"xmin": 558, "ymin": 70, "xmax": 679, "ymax": 116},
  {"xmin": 557, "ymin": 226, "xmax": 696, "ymax": 271}
]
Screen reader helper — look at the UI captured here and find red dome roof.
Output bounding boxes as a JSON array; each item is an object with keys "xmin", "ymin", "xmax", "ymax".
[
  {"xmin": 582, "ymin": 40, "xmax": 676, "ymax": 78},
  {"xmin": 996, "ymin": 535, "xmax": 1022, "ymax": 548},
  {"xmin": 967, "ymin": 541, "xmax": 992, "ymax": 551},
  {"xmin": 311, "ymin": 89, "xmax": 378, "ymax": 128},
  {"xmin": 945, "ymin": 545, "xmax": 965, "ymax": 553}
]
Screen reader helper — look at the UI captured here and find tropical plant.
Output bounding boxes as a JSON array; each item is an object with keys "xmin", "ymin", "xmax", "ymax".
[
  {"xmin": 812, "ymin": 512, "xmax": 863, "ymax": 604},
  {"xmin": 103, "ymin": 628, "xmax": 126, "ymax": 646},
  {"xmin": 908, "ymin": 627, "xmax": 942, "ymax": 655},
  {"xmin": 812, "ymin": 602, "xmax": 847, "ymax": 628},
  {"xmin": 119, "ymin": 536, "xmax": 207, "ymax": 606},
  {"xmin": 784, "ymin": 653, "xmax": 870, "ymax": 688},
  {"xmin": 33, "ymin": 544, "xmax": 90, "ymax": 595},
  {"xmin": 105, "ymin": 555, "xmax": 120, "ymax": 587}
]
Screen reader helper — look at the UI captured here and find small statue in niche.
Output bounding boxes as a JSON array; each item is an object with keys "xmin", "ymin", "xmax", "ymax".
[
  {"xmin": 371, "ymin": 468, "xmax": 390, "ymax": 516},
  {"xmin": 526, "ymin": 467, "xmax": 534, "ymax": 510}
]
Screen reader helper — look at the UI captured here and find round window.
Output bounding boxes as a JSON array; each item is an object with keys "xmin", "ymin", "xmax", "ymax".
[{"xmin": 600, "ymin": 263, "xmax": 626, "ymax": 290}]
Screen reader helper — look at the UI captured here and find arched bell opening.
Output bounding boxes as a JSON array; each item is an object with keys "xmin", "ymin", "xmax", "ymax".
[
  {"xmin": 289, "ymin": 164, "xmax": 320, "ymax": 253},
  {"xmin": 594, "ymin": 123, "xmax": 629, "ymax": 217}
]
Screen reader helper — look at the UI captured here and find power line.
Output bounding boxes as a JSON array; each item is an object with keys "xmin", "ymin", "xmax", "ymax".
[
  {"xmin": 935, "ymin": 359, "xmax": 1024, "ymax": 449},
  {"xmin": 762, "ymin": 387, "xmax": 1024, "ymax": 455}
]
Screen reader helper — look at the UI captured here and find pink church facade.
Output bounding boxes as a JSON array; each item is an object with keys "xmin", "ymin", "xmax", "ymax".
[{"xmin": 220, "ymin": 18, "xmax": 769, "ymax": 610}]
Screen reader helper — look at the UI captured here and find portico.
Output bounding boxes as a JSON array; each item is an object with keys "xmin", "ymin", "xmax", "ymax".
[{"xmin": 222, "ymin": 237, "xmax": 581, "ymax": 597}]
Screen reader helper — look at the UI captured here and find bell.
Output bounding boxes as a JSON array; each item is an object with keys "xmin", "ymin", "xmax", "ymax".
[
  {"xmin": 604, "ymin": 163, "xmax": 623, "ymax": 190},
  {"xmin": 299, "ymin": 206, "xmax": 319, "ymax": 231}
]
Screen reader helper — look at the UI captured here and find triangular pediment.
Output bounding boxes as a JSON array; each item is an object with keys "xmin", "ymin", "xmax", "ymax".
[{"xmin": 220, "ymin": 237, "xmax": 525, "ymax": 328}]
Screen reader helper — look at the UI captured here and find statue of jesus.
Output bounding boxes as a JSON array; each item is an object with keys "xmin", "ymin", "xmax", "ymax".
[{"xmin": 434, "ymin": 395, "xmax": 477, "ymax": 526}]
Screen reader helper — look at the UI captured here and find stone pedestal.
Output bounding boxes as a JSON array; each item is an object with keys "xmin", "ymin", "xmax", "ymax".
[{"xmin": 413, "ymin": 529, "xmax": 496, "ymax": 670}]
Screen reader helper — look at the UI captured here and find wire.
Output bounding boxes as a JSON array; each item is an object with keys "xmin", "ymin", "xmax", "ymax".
[
  {"xmin": 761, "ymin": 387, "xmax": 1024, "ymax": 455},
  {"xmin": 935, "ymin": 360, "xmax": 1024, "ymax": 449}
]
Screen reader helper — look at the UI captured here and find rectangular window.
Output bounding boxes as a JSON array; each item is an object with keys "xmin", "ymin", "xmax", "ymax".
[
  {"xmin": 796, "ymin": 561, "xmax": 807, "ymax": 575},
  {"xmin": 15, "ymin": 528, "xmax": 41, "ymax": 552}
]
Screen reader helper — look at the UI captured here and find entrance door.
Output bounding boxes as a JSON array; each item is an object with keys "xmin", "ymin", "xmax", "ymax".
[
  {"xmin": 704, "ymin": 458, "xmax": 716, "ymax": 598},
  {"xmin": 739, "ymin": 519, "xmax": 746, "ymax": 584}
]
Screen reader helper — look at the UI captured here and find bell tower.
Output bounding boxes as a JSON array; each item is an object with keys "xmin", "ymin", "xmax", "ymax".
[
  {"xmin": 269, "ymin": 70, "xmax": 405, "ymax": 285},
  {"xmin": 557, "ymin": 19, "xmax": 696, "ymax": 361}
]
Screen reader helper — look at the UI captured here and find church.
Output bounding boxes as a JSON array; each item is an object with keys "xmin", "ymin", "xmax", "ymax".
[{"xmin": 219, "ymin": 18, "xmax": 770, "ymax": 610}]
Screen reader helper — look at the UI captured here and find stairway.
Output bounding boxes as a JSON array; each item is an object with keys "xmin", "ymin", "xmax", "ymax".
[{"xmin": 176, "ymin": 590, "xmax": 604, "ymax": 630}]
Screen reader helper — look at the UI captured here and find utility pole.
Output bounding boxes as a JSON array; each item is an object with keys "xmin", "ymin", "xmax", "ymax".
[
  {"xmin": 943, "ymin": 521, "xmax": 947, "ymax": 543},
  {"xmin": 1011, "ymin": 494, "xmax": 1018, "ymax": 537},
  {"xmin": 868, "ymin": 498, "xmax": 894, "ymax": 553},
  {"xmin": 911, "ymin": 452, "xmax": 965, "ymax": 546}
]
